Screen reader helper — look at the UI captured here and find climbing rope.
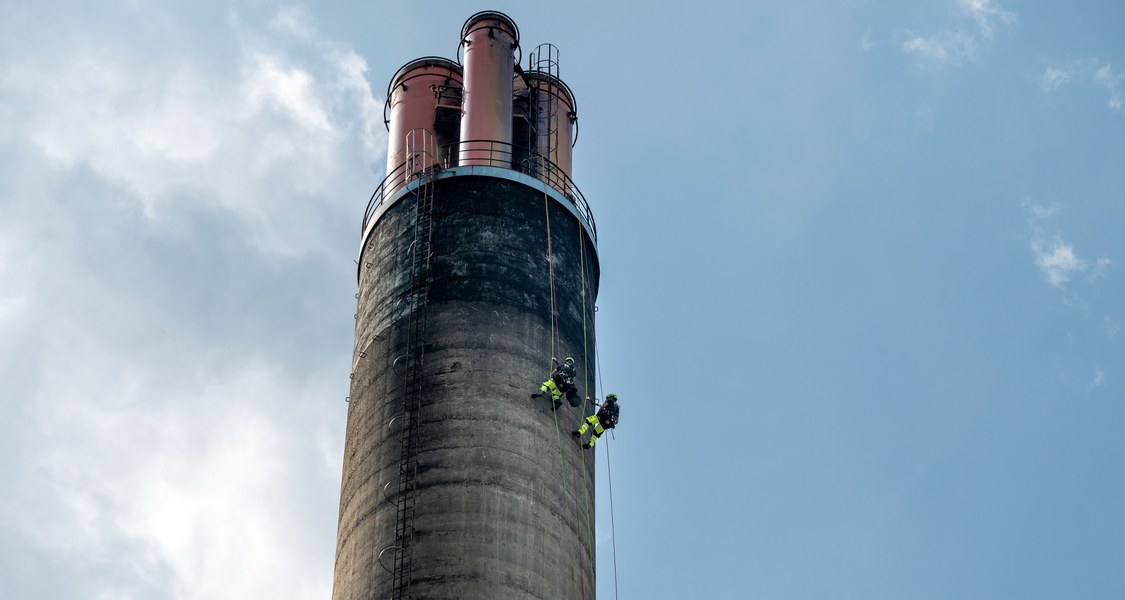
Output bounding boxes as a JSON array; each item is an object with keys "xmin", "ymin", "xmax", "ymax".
[
  {"xmin": 606, "ymin": 437, "xmax": 619, "ymax": 600},
  {"xmin": 542, "ymin": 178, "xmax": 617, "ymax": 599},
  {"xmin": 574, "ymin": 188, "xmax": 599, "ymax": 592},
  {"xmin": 579, "ymin": 203, "xmax": 591, "ymax": 415},
  {"xmin": 585, "ymin": 235, "xmax": 620, "ymax": 600},
  {"xmin": 543, "ymin": 184, "xmax": 561, "ymax": 362},
  {"xmin": 543, "ymin": 180, "xmax": 592, "ymax": 597}
]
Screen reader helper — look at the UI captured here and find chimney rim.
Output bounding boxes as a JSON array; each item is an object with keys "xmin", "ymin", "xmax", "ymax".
[
  {"xmin": 524, "ymin": 70, "xmax": 579, "ymax": 116},
  {"xmin": 386, "ymin": 56, "xmax": 463, "ymax": 98},
  {"xmin": 460, "ymin": 10, "xmax": 520, "ymax": 49}
]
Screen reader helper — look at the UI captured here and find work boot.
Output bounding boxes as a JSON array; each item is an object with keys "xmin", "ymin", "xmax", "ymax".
[
  {"xmin": 583, "ymin": 441, "xmax": 595, "ymax": 449},
  {"xmin": 530, "ymin": 393, "xmax": 543, "ymax": 399}
]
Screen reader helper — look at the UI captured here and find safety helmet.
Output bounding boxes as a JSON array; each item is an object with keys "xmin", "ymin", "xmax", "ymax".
[
  {"xmin": 565, "ymin": 357, "xmax": 574, "ymax": 364},
  {"xmin": 606, "ymin": 393, "xmax": 617, "ymax": 401}
]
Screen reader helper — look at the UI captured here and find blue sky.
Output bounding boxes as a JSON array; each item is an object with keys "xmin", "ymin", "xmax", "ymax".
[{"xmin": 1, "ymin": 1, "xmax": 1123, "ymax": 598}]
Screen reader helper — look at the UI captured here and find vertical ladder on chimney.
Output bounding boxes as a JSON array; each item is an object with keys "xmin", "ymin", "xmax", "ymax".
[
  {"xmin": 530, "ymin": 43, "xmax": 560, "ymax": 183},
  {"xmin": 385, "ymin": 128, "xmax": 436, "ymax": 600}
]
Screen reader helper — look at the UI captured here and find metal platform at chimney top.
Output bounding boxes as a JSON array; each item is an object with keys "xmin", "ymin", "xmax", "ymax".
[{"xmin": 362, "ymin": 139, "xmax": 597, "ymax": 243}]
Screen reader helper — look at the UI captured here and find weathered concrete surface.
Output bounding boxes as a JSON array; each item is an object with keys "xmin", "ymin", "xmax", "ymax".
[{"xmin": 333, "ymin": 175, "xmax": 600, "ymax": 600}]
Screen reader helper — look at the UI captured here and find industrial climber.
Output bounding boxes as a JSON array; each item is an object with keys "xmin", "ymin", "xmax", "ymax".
[
  {"xmin": 531, "ymin": 356, "xmax": 579, "ymax": 408},
  {"xmin": 573, "ymin": 394, "xmax": 620, "ymax": 449}
]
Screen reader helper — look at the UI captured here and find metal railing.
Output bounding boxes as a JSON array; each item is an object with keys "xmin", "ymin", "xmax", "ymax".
[{"xmin": 362, "ymin": 140, "xmax": 597, "ymax": 242}]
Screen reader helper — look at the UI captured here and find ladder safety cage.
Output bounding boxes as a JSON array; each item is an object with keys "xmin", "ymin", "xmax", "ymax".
[
  {"xmin": 381, "ymin": 128, "xmax": 437, "ymax": 600},
  {"xmin": 529, "ymin": 43, "xmax": 561, "ymax": 183}
]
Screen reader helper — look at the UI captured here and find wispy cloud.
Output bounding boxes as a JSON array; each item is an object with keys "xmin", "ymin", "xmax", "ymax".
[
  {"xmin": 1090, "ymin": 368, "xmax": 1106, "ymax": 389},
  {"xmin": 900, "ymin": 0, "xmax": 1017, "ymax": 68},
  {"xmin": 1040, "ymin": 66, "xmax": 1071, "ymax": 94},
  {"xmin": 1025, "ymin": 201, "xmax": 1111, "ymax": 289},
  {"xmin": 961, "ymin": 0, "xmax": 1018, "ymax": 40},
  {"xmin": 1093, "ymin": 63, "xmax": 1124, "ymax": 109},
  {"xmin": 902, "ymin": 31, "xmax": 978, "ymax": 67},
  {"xmin": 1106, "ymin": 318, "xmax": 1122, "ymax": 339},
  {"xmin": 860, "ymin": 30, "xmax": 875, "ymax": 51},
  {"xmin": 1039, "ymin": 59, "xmax": 1125, "ymax": 112}
]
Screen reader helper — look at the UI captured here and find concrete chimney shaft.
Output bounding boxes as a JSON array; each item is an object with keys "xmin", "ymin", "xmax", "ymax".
[{"xmin": 333, "ymin": 12, "xmax": 599, "ymax": 598}]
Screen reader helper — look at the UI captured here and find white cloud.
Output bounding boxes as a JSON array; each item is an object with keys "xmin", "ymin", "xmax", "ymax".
[
  {"xmin": 0, "ymin": 4, "xmax": 372, "ymax": 598},
  {"xmin": 860, "ymin": 31, "xmax": 875, "ymax": 51},
  {"xmin": 1027, "ymin": 202, "xmax": 1058, "ymax": 220},
  {"xmin": 242, "ymin": 51, "xmax": 334, "ymax": 133},
  {"xmin": 0, "ymin": 181, "xmax": 351, "ymax": 599},
  {"xmin": 7, "ymin": 355, "xmax": 342, "ymax": 599},
  {"xmin": 902, "ymin": 30, "xmax": 978, "ymax": 67},
  {"xmin": 1105, "ymin": 318, "xmax": 1122, "ymax": 339},
  {"xmin": 1040, "ymin": 66, "xmax": 1071, "ymax": 94},
  {"xmin": 1032, "ymin": 237, "xmax": 1086, "ymax": 288},
  {"xmin": 899, "ymin": 0, "xmax": 1016, "ymax": 68},
  {"xmin": 1038, "ymin": 60, "xmax": 1125, "ymax": 112},
  {"xmin": 959, "ymin": 0, "xmax": 1018, "ymax": 40},
  {"xmin": 1090, "ymin": 368, "xmax": 1105, "ymax": 389},
  {"xmin": 0, "ymin": 237, "xmax": 31, "ymax": 330},
  {"xmin": 1, "ymin": 7, "xmax": 385, "ymax": 255},
  {"xmin": 1093, "ymin": 63, "xmax": 1124, "ymax": 110},
  {"xmin": 267, "ymin": 4, "xmax": 318, "ymax": 40},
  {"xmin": 1092, "ymin": 256, "xmax": 1112, "ymax": 279},
  {"xmin": 1025, "ymin": 202, "xmax": 1111, "ymax": 289}
]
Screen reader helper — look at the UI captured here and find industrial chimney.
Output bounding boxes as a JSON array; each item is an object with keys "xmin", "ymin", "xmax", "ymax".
[{"xmin": 333, "ymin": 11, "xmax": 600, "ymax": 600}]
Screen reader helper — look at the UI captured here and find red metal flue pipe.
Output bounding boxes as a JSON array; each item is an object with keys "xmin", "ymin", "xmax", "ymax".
[{"xmin": 458, "ymin": 11, "xmax": 519, "ymax": 167}]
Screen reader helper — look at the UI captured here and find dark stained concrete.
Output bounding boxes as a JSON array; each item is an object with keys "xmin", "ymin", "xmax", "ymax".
[{"xmin": 333, "ymin": 174, "xmax": 600, "ymax": 600}]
